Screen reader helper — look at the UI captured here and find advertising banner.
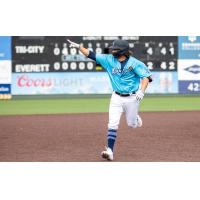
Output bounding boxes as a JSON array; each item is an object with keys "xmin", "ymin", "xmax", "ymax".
[
  {"xmin": 178, "ymin": 60, "xmax": 200, "ymax": 80},
  {"xmin": 0, "ymin": 36, "xmax": 12, "ymax": 99},
  {"xmin": 178, "ymin": 36, "xmax": 200, "ymax": 59},
  {"xmin": 12, "ymin": 72, "xmax": 112, "ymax": 95},
  {"xmin": 0, "ymin": 60, "xmax": 12, "ymax": 83},
  {"xmin": 0, "ymin": 36, "xmax": 11, "ymax": 60},
  {"xmin": 12, "ymin": 71, "xmax": 178, "ymax": 95},
  {"xmin": 178, "ymin": 36, "xmax": 200, "ymax": 94},
  {"xmin": 179, "ymin": 80, "xmax": 200, "ymax": 94},
  {"xmin": 0, "ymin": 84, "xmax": 11, "ymax": 94},
  {"xmin": 145, "ymin": 72, "xmax": 178, "ymax": 94}
]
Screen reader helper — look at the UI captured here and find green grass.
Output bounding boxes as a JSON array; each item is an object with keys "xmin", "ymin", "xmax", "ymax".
[
  {"xmin": 0, "ymin": 96, "xmax": 200, "ymax": 115},
  {"xmin": 0, "ymin": 98, "xmax": 110, "ymax": 115},
  {"xmin": 140, "ymin": 96, "xmax": 200, "ymax": 111}
]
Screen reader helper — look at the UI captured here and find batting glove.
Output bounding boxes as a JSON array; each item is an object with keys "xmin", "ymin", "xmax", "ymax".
[
  {"xmin": 136, "ymin": 89, "xmax": 144, "ymax": 102},
  {"xmin": 67, "ymin": 39, "xmax": 80, "ymax": 48}
]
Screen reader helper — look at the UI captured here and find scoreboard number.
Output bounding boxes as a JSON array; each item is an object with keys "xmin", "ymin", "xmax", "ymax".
[
  {"xmin": 160, "ymin": 47, "xmax": 167, "ymax": 55},
  {"xmin": 161, "ymin": 62, "xmax": 167, "ymax": 70},
  {"xmin": 147, "ymin": 62, "xmax": 153, "ymax": 70},
  {"xmin": 169, "ymin": 61, "xmax": 175, "ymax": 70},
  {"xmin": 87, "ymin": 62, "xmax": 94, "ymax": 70},
  {"xmin": 54, "ymin": 43, "xmax": 60, "ymax": 55},
  {"xmin": 70, "ymin": 48, "xmax": 77, "ymax": 55},
  {"xmin": 62, "ymin": 62, "xmax": 69, "ymax": 70},
  {"xmin": 70, "ymin": 62, "xmax": 77, "ymax": 70},
  {"xmin": 54, "ymin": 62, "xmax": 60, "ymax": 70},
  {"xmin": 79, "ymin": 62, "xmax": 85, "ymax": 70}
]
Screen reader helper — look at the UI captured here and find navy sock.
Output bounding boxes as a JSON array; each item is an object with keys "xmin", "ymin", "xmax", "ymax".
[{"xmin": 107, "ymin": 129, "xmax": 117, "ymax": 151}]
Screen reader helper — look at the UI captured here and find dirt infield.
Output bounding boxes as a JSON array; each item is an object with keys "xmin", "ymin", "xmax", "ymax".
[{"xmin": 0, "ymin": 111, "xmax": 200, "ymax": 161}]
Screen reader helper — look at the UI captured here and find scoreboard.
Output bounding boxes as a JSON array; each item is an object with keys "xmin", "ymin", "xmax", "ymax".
[{"xmin": 12, "ymin": 36, "xmax": 177, "ymax": 73}]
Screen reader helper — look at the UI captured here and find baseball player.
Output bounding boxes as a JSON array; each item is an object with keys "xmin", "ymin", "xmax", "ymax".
[{"xmin": 67, "ymin": 39, "xmax": 152, "ymax": 161}]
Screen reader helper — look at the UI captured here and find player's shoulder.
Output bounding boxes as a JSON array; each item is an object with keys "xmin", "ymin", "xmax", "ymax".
[
  {"xmin": 96, "ymin": 53, "xmax": 112, "ymax": 60},
  {"xmin": 129, "ymin": 56, "xmax": 146, "ymax": 67},
  {"xmin": 104, "ymin": 54, "xmax": 114, "ymax": 59}
]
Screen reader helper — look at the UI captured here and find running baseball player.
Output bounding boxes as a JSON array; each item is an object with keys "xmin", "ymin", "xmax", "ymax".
[{"xmin": 67, "ymin": 39, "xmax": 152, "ymax": 161}]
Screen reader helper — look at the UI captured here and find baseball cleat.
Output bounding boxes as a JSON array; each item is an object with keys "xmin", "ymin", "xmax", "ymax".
[
  {"xmin": 101, "ymin": 147, "xmax": 114, "ymax": 161},
  {"xmin": 137, "ymin": 115, "xmax": 143, "ymax": 127}
]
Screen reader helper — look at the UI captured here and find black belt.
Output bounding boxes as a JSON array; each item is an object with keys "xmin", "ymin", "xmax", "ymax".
[{"xmin": 115, "ymin": 91, "xmax": 135, "ymax": 97}]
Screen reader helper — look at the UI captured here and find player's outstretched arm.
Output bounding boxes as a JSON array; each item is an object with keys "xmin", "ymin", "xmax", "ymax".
[{"xmin": 67, "ymin": 39, "xmax": 89, "ymax": 57}]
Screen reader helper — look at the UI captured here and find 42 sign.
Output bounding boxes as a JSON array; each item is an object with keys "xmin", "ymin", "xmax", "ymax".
[{"xmin": 179, "ymin": 81, "xmax": 200, "ymax": 94}]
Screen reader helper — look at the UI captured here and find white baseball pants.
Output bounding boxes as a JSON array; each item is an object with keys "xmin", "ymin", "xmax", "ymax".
[{"xmin": 108, "ymin": 92, "xmax": 140, "ymax": 130}]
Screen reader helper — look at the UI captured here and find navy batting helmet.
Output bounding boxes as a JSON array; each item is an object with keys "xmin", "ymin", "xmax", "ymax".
[{"xmin": 109, "ymin": 40, "xmax": 130, "ymax": 58}]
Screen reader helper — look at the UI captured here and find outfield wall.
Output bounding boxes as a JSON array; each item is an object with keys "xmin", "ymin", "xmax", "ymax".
[
  {"xmin": 0, "ymin": 37, "xmax": 12, "ymax": 99},
  {"xmin": 0, "ymin": 36, "xmax": 200, "ymax": 97}
]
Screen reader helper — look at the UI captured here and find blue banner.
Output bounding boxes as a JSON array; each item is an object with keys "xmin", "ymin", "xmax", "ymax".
[
  {"xmin": 0, "ymin": 36, "xmax": 11, "ymax": 60},
  {"xmin": 178, "ymin": 36, "xmax": 200, "ymax": 59},
  {"xmin": 179, "ymin": 80, "xmax": 200, "ymax": 94},
  {"xmin": 0, "ymin": 84, "xmax": 11, "ymax": 94}
]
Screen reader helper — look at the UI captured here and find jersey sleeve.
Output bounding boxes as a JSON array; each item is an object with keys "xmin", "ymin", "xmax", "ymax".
[
  {"xmin": 133, "ymin": 61, "xmax": 152, "ymax": 80},
  {"xmin": 95, "ymin": 54, "xmax": 108, "ymax": 67},
  {"xmin": 87, "ymin": 50, "xmax": 96, "ymax": 61}
]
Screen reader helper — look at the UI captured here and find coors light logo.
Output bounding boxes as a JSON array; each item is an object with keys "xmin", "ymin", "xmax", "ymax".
[{"xmin": 17, "ymin": 75, "xmax": 52, "ymax": 87}]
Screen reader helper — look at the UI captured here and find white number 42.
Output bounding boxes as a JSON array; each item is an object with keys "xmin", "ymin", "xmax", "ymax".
[{"xmin": 187, "ymin": 82, "xmax": 200, "ymax": 92}]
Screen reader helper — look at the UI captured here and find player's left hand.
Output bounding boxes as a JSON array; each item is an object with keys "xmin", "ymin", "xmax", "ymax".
[
  {"xmin": 136, "ymin": 89, "xmax": 144, "ymax": 102},
  {"xmin": 67, "ymin": 39, "xmax": 80, "ymax": 48}
]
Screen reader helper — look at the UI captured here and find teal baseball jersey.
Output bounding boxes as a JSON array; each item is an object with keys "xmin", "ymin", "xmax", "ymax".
[{"xmin": 96, "ymin": 54, "xmax": 152, "ymax": 94}]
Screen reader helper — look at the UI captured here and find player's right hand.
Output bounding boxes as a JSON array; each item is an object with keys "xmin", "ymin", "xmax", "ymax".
[
  {"xmin": 67, "ymin": 39, "xmax": 80, "ymax": 48},
  {"xmin": 135, "ymin": 89, "xmax": 144, "ymax": 102}
]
